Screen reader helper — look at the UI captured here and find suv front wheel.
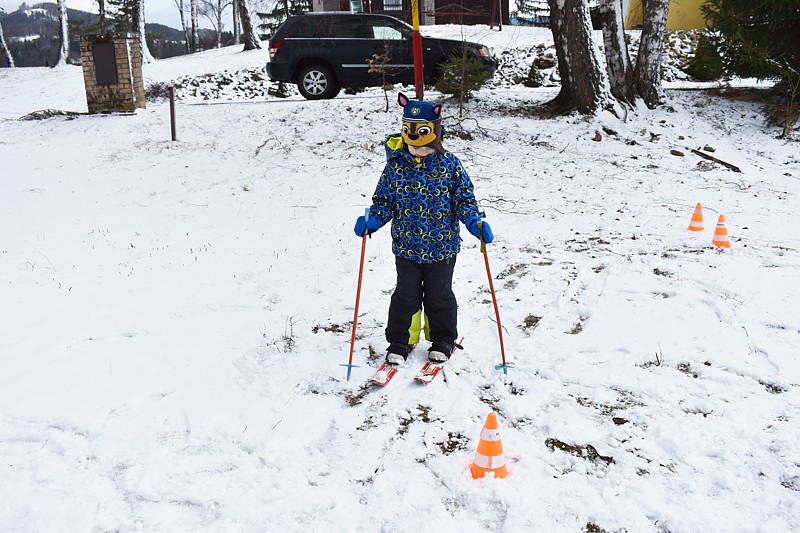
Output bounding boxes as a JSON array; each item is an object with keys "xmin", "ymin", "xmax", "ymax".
[{"xmin": 297, "ymin": 65, "xmax": 341, "ymax": 100}]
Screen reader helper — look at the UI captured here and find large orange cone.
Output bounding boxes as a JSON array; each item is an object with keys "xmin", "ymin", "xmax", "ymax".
[
  {"xmin": 688, "ymin": 202, "xmax": 704, "ymax": 231},
  {"xmin": 470, "ymin": 413, "xmax": 508, "ymax": 479},
  {"xmin": 712, "ymin": 214, "xmax": 731, "ymax": 248}
]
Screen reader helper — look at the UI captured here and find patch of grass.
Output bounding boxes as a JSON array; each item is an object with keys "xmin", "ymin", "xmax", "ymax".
[
  {"xmin": 567, "ymin": 321, "xmax": 584, "ymax": 335},
  {"xmin": 479, "ymin": 385, "xmax": 501, "ymax": 411},
  {"xmin": 521, "ymin": 315, "xmax": 541, "ymax": 331},
  {"xmin": 761, "ymin": 381, "xmax": 786, "ymax": 394},
  {"xmin": 507, "ymin": 382, "xmax": 526, "ymax": 395},
  {"xmin": 545, "ymin": 438, "xmax": 614, "ymax": 465},
  {"xmin": 437, "ymin": 431, "xmax": 468, "ymax": 455},
  {"xmin": 677, "ymin": 362, "xmax": 699, "ymax": 378},
  {"xmin": 496, "ymin": 263, "xmax": 528, "ymax": 279},
  {"xmin": 311, "ymin": 323, "xmax": 345, "ymax": 334},
  {"xmin": 344, "ymin": 386, "xmax": 370, "ymax": 407}
]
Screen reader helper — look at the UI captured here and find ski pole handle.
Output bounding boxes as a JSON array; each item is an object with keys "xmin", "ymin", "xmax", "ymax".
[
  {"xmin": 362, "ymin": 207, "xmax": 370, "ymax": 238},
  {"xmin": 478, "ymin": 221, "xmax": 486, "ymax": 254}
]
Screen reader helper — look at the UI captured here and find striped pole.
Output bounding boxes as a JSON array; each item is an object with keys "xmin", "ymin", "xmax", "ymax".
[{"xmin": 411, "ymin": 0, "xmax": 424, "ymax": 99}]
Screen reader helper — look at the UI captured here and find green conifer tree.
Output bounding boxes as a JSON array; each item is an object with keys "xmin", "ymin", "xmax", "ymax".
[{"xmin": 702, "ymin": 0, "xmax": 800, "ymax": 136}]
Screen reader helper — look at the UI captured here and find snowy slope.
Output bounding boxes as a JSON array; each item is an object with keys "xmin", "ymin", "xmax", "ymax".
[{"xmin": 1, "ymin": 26, "xmax": 799, "ymax": 533}]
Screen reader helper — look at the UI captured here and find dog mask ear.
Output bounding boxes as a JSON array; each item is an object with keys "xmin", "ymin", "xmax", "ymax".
[
  {"xmin": 398, "ymin": 93, "xmax": 410, "ymax": 107},
  {"xmin": 432, "ymin": 104, "xmax": 441, "ymax": 118}
]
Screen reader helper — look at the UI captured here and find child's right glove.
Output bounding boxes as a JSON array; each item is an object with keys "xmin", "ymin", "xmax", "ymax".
[
  {"xmin": 466, "ymin": 216, "xmax": 494, "ymax": 243},
  {"xmin": 354, "ymin": 214, "xmax": 381, "ymax": 237}
]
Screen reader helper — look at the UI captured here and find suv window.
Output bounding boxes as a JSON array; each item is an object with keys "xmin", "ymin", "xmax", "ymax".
[
  {"xmin": 334, "ymin": 19, "xmax": 369, "ymax": 39},
  {"xmin": 369, "ymin": 22, "xmax": 404, "ymax": 40},
  {"xmin": 285, "ymin": 17, "xmax": 336, "ymax": 39}
]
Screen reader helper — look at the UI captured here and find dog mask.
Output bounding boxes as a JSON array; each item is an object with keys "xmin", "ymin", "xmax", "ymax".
[{"xmin": 398, "ymin": 92, "xmax": 441, "ymax": 147}]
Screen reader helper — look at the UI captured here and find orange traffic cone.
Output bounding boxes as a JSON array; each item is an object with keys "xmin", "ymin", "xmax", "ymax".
[
  {"xmin": 470, "ymin": 413, "xmax": 508, "ymax": 479},
  {"xmin": 688, "ymin": 202, "xmax": 704, "ymax": 231},
  {"xmin": 712, "ymin": 214, "xmax": 731, "ymax": 248}
]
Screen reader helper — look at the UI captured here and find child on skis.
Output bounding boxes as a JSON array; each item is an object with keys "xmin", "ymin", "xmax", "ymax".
[{"xmin": 353, "ymin": 93, "xmax": 494, "ymax": 365}]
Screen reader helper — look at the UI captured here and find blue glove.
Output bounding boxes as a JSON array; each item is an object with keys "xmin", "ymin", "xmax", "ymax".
[
  {"xmin": 466, "ymin": 216, "xmax": 494, "ymax": 243},
  {"xmin": 354, "ymin": 214, "xmax": 381, "ymax": 237}
]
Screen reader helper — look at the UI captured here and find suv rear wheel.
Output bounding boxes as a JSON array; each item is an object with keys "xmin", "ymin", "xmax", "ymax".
[{"xmin": 297, "ymin": 65, "xmax": 340, "ymax": 100}]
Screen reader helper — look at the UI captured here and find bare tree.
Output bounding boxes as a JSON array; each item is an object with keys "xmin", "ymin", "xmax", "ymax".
[
  {"xmin": 0, "ymin": 10, "xmax": 15, "ymax": 67},
  {"xmin": 236, "ymin": 0, "xmax": 261, "ymax": 50},
  {"xmin": 598, "ymin": 0, "xmax": 635, "ymax": 104},
  {"xmin": 137, "ymin": 0, "xmax": 155, "ymax": 63},
  {"xmin": 173, "ymin": 0, "xmax": 191, "ymax": 53},
  {"xmin": 200, "ymin": 0, "xmax": 231, "ymax": 48},
  {"xmin": 56, "ymin": 0, "xmax": 69, "ymax": 66},
  {"xmin": 633, "ymin": 0, "xmax": 670, "ymax": 108},
  {"xmin": 547, "ymin": 0, "xmax": 612, "ymax": 114},
  {"xmin": 191, "ymin": 0, "xmax": 200, "ymax": 52}
]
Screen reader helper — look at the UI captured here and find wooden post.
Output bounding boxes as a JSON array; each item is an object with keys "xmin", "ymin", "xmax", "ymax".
[{"xmin": 169, "ymin": 86, "xmax": 177, "ymax": 141}]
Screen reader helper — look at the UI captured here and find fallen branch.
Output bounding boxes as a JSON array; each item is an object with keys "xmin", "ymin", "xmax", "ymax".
[{"xmin": 691, "ymin": 149, "xmax": 742, "ymax": 173}]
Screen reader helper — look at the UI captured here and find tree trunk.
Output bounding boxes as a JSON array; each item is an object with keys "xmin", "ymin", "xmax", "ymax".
[
  {"xmin": 598, "ymin": 0, "xmax": 635, "ymax": 103},
  {"xmin": 237, "ymin": 0, "xmax": 261, "ymax": 50},
  {"xmin": 56, "ymin": 0, "xmax": 69, "ymax": 66},
  {"xmin": 191, "ymin": 0, "xmax": 200, "ymax": 52},
  {"xmin": 547, "ymin": 0, "xmax": 611, "ymax": 114},
  {"xmin": 138, "ymin": 0, "xmax": 155, "ymax": 63},
  {"xmin": 634, "ymin": 0, "xmax": 670, "ymax": 108},
  {"xmin": 216, "ymin": 8, "xmax": 223, "ymax": 48},
  {"xmin": 174, "ymin": 0, "xmax": 191, "ymax": 53},
  {"xmin": 0, "ymin": 18, "xmax": 15, "ymax": 67},
  {"xmin": 98, "ymin": 0, "xmax": 107, "ymax": 31},
  {"xmin": 232, "ymin": 0, "xmax": 240, "ymax": 44}
]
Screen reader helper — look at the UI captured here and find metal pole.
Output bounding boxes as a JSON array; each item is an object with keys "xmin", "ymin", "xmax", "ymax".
[
  {"xmin": 168, "ymin": 86, "xmax": 176, "ymax": 141},
  {"xmin": 411, "ymin": 0, "xmax": 424, "ymax": 99}
]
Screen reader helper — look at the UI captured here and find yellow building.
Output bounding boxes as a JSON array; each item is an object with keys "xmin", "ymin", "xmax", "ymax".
[{"xmin": 623, "ymin": 0, "xmax": 707, "ymax": 30}]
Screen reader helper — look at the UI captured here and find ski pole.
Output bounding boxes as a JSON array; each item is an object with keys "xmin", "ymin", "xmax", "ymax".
[
  {"xmin": 478, "ymin": 221, "xmax": 514, "ymax": 375},
  {"xmin": 341, "ymin": 208, "xmax": 370, "ymax": 381}
]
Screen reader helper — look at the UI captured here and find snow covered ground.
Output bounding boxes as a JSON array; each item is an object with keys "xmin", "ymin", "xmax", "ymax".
[{"xmin": 1, "ymin": 25, "xmax": 799, "ymax": 533}]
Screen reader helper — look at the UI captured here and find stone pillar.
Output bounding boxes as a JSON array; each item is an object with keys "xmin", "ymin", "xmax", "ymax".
[{"xmin": 80, "ymin": 33, "xmax": 146, "ymax": 114}]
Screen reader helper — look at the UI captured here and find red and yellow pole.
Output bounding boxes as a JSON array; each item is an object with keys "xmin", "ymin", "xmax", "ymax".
[{"xmin": 411, "ymin": 0, "xmax": 424, "ymax": 99}]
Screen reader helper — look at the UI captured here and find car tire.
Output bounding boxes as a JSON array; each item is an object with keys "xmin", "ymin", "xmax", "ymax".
[{"xmin": 297, "ymin": 65, "xmax": 340, "ymax": 100}]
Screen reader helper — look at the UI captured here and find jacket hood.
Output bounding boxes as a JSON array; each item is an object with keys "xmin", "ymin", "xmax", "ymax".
[{"xmin": 384, "ymin": 134, "xmax": 407, "ymax": 161}]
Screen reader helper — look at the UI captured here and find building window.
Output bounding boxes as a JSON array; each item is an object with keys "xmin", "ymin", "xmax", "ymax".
[{"xmin": 383, "ymin": 0, "xmax": 402, "ymax": 11}]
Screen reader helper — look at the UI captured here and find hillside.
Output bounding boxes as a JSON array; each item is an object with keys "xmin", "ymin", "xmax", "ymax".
[{"xmin": 0, "ymin": 2, "xmax": 191, "ymax": 66}]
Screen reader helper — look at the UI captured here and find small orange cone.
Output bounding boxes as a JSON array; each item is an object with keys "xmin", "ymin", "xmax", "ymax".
[
  {"xmin": 712, "ymin": 214, "xmax": 731, "ymax": 248},
  {"xmin": 470, "ymin": 413, "xmax": 508, "ymax": 479},
  {"xmin": 688, "ymin": 202, "xmax": 704, "ymax": 231}
]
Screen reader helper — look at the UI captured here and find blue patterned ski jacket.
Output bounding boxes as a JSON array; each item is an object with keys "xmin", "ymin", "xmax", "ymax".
[{"xmin": 369, "ymin": 135, "xmax": 482, "ymax": 264}]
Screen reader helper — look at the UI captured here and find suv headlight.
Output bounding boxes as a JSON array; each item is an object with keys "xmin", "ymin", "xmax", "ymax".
[{"xmin": 477, "ymin": 45, "xmax": 492, "ymax": 59}]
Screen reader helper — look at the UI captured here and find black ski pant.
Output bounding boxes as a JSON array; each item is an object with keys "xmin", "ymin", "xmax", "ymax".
[{"xmin": 386, "ymin": 256, "xmax": 457, "ymax": 345}]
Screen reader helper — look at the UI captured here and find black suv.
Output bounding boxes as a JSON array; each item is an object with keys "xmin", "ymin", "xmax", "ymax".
[{"xmin": 266, "ymin": 13, "xmax": 497, "ymax": 100}]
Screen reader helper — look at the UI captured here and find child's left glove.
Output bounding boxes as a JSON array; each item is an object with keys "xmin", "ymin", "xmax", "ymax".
[
  {"xmin": 466, "ymin": 217, "xmax": 494, "ymax": 243},
  {"xmin": 354, "ymin": 214, "xmax": 381, "ymax": 237}
]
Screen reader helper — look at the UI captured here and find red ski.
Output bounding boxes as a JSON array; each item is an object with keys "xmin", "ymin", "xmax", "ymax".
[
  {"xmin": 368, "ymin": 362, "xmax": 399, "ymax": 386},
  {"xmin": 414, "ymin": 362, "xmax": 445, "ymax": 384},
  {"xmin": 415, "ymin": 338, "xmax": 462, "ymax": 384}
]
